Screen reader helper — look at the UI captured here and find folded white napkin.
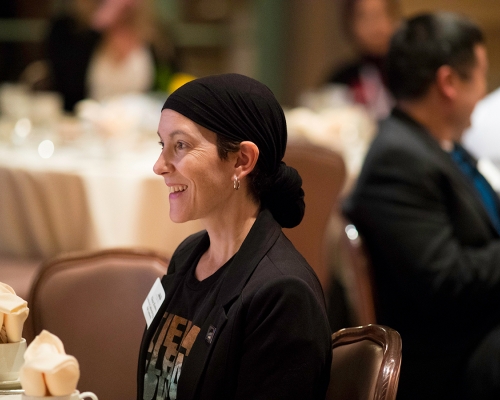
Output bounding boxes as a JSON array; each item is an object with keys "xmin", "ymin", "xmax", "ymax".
[
  {"xmin": 20, "ymin": 330, "xmax": 80, "ymax": 396},
  {"xmin": 0, "ymin": 282, "xmax": 29, "ymax": 343}
]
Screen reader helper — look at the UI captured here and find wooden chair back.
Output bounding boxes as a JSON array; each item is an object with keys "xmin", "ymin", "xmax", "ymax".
[
  {"xmin": 283, "ymin": 141, "xmax": 346, "ymax": 292},
  {"xmin": 327, "ymin": 324, "xmax": 402, "ymax": 400}
]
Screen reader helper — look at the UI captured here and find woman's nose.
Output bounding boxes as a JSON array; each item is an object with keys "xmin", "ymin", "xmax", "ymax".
[{"xmin": 153, "ymin": 153, "xmax": 171, "ymax": 175}]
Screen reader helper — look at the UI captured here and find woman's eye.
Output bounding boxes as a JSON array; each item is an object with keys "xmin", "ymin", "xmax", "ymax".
[
  {"xmin": 176, "ymin": 141, "xmax": 186, "ymax": 150},
  {"xmin": 158, "ymin": 141, "xmax": 164, "ymax": 149}
]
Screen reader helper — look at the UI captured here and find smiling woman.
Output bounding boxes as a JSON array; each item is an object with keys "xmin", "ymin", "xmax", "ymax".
[
  {"xmin": 154, "ymin": 110, "xmax": 247, "ymax": 227},
  {"xmin": 137, "ymin": 73, "xmax": 332, "ymax": 400}
]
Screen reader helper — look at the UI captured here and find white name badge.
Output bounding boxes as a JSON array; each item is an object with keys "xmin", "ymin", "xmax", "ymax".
[{"xmin": 142, "ymin": 278, "xmax": 166, "ymax": 328}]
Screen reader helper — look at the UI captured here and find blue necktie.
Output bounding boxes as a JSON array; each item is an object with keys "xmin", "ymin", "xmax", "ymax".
[{"xmin": 451, "ymin": 144, "xmax": 500, "ymax": 234}]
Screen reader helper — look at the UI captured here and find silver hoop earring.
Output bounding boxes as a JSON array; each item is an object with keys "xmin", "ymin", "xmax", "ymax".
[{"xmin": 233, "ymin": 176, "xmax": 240, "ymax": 190}]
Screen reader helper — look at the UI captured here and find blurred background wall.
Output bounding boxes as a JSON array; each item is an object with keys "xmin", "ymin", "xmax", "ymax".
[{"xmin": 0, "ymin": 0, "xmax": 499, "ymax": 108}]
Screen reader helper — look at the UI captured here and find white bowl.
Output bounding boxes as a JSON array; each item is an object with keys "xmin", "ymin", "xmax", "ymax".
[{"xmin": 0, "ymin": 338, "xmax": 27, "ymax": 382}]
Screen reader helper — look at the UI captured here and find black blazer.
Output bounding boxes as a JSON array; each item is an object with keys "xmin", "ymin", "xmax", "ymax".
[
  {"xmin": 137, "ymin": 209, "xmax": 332, "ymax": 400},
  {"xmin": 344, "ymin": 109, "xmax": 500, "ymax": 399}
]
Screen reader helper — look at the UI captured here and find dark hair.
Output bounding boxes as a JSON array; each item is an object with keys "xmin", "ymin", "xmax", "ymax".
[{"xmin": 387, "ymin": 12, "xmax": 484, "ymax": 100}]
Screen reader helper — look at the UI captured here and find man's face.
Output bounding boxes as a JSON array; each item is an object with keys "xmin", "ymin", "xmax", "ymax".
[{"xmin": 454, "ymin": 44, "xmax": 488, "ymax": 140}]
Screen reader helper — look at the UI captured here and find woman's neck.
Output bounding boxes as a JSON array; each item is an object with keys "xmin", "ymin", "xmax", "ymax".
[{"xmin": 195, "ymin": 198, "xmax": 260, "ymax": 281}]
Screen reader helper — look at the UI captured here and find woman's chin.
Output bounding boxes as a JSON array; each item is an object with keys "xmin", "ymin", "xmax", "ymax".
[
  {"xmin": 169, "ymin": 211, "xmax": 193, "ymax": 224},
  {"xmin": 170, "ymin": 215, "xmax": 186, "ymax": 224}
]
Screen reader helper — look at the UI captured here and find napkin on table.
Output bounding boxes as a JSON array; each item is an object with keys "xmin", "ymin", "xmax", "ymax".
[
  {"xmin": 0, "ymin": 282, "xmax": 29, "ymax": 343},
  {"xmin": 20, "ymin": 330, "xmax": 80, "ymax": 396}
]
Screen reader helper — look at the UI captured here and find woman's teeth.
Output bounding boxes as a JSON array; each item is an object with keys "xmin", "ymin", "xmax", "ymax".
[{"xmin": 170, "ymin": 185, "xmax": 187, "ymax": 193}]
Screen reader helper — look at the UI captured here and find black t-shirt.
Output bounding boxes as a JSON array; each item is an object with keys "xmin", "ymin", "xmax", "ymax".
[{"xmin": 143, "ymin": 249, "xmax": 232, "ymax": 400}]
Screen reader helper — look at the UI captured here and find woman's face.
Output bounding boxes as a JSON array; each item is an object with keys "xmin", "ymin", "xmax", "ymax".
[
  {"xmin": 154, "ymin": 109, "xmax": 237, "ymax": 223},
  {"xmin": 351, "ymin": 0, "xmax": 397, "ymax": 56}
]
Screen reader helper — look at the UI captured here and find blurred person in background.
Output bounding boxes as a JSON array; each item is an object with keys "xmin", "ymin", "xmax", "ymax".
[
  {"xmin": 46, "ymin": 0, "xmax": 179, "ymax": 111},
  {"xmin": 325, "ymin": 0, "xmax": 401, "ymax": 119},
  {"xmin": 344, "ymin": 12, "xmax": 500, "ymax": 399}
]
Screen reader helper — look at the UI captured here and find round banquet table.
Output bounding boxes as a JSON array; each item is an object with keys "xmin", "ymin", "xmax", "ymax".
[{"xmin": 0, "ymin": 140, "xmax": 203, "ymax": 260}]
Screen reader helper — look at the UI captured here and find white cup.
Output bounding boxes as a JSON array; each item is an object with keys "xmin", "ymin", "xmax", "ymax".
[
  {"xmin": 0, "ymin": 338, "xmax": 27, "ymax": 382},
  {"xmin": 22, "ymin": 390, "xmax": 98, "ymax": 400}
]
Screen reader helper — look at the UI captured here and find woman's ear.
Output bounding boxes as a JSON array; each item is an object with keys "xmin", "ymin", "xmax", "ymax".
[{"xmin": 234, "ymin": 141, "xmax": 259, "ymax": 178}]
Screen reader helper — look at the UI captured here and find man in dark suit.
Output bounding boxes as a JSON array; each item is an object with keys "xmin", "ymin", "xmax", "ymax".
[{"xmin": 344, "ymin": 12, "xmax": 500, "ymax": 399}]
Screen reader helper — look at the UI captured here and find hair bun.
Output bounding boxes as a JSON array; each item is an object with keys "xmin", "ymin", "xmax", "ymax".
[{"xmin": 261, "ymin": 162, "xmax": 305, "ymax": 228}]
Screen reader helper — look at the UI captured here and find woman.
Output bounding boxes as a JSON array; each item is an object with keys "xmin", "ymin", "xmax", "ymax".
[
  {"xmin": 46, "ymin": 0, "xmax": 178, "ymax": 111},
  {"xmin": 137, "ymin": 74, "xmax": 332, "ymax": 400},
  {"xmin": 326, "ymin": 0, "xmax": 401, "ymax": 119}
]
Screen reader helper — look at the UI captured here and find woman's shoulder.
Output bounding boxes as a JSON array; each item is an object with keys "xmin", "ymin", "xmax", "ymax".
[
  {"xmin": 243, "ymin": 233, "xmax": 326, "ymax": 306},
  {"xmin": 266, "ymin": 233, "xmax": 317, "ymax": 276}
]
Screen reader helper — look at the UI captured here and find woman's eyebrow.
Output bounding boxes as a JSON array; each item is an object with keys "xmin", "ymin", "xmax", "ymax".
[
  {"xmin": 169, "ymin": 130, "xmax": 187, "ymax": 138},
  {"xmin": 157, "ymin": 130, "xmax": 190, "ymax": 139}
]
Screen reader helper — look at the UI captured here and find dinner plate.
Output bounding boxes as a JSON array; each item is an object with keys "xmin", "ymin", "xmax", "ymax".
[
  {"xmin": 0, "ymin": 392, "xmax": 23, "ymax": 400},
  {"xmin": 0, "ymin": 389, "xmax": 23, "ymax": 394},
  {"xmin": 0, "ymin": 379, "xmax": 22, "ymax": 390}
]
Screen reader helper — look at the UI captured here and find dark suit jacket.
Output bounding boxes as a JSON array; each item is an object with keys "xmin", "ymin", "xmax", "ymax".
[
  {"xmin": 344, "ymin": 109, "xmax": 500, "ymax": 399},
  {"xmin": 137, "ymin": 209, "xmax": 332, "ymax": 400}
]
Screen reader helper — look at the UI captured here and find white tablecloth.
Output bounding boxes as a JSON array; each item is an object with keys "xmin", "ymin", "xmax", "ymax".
[{"xmin": 0, "ymin": 143, "xmax": 203, "ymax": 259}]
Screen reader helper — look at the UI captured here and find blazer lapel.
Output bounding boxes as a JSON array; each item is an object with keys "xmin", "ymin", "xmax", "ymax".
[
  {"xmin": 176, "ymin": 305, "xmax": 229, "ymax": 399},
  {"xmin": 177, "ymin": 209, "xmax": 282, "ymax": 399},
  {"xmin": 136, "ymin": 232, "xmax": 210, "ymax": 398},
  {"xmin": 438, "ymin": 144, "xmax": 499, "ymax": 235},
  {"xmin": 136, "ymin": 273, "xmax": 179, "ymax": 397}
]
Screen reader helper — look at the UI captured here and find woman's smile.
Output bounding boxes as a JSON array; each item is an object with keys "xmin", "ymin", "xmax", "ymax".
[
  {"xmin": 169, "ymin": 185, "xmax": 188, "ymax": 194},
  {"xmin": 168, "ymin": 184, "xmax": 188, "ymax": 200}
]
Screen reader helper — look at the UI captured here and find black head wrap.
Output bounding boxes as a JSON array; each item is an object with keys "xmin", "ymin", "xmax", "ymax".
[{"xmin": 162, "ymin": 73, "xmax": 304, "ymax": 228}]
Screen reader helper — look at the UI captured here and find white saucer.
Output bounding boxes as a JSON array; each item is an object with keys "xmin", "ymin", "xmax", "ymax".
[{"xmin": 0, "ymin": 378, "xmax": 22, "ymax": 390}]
